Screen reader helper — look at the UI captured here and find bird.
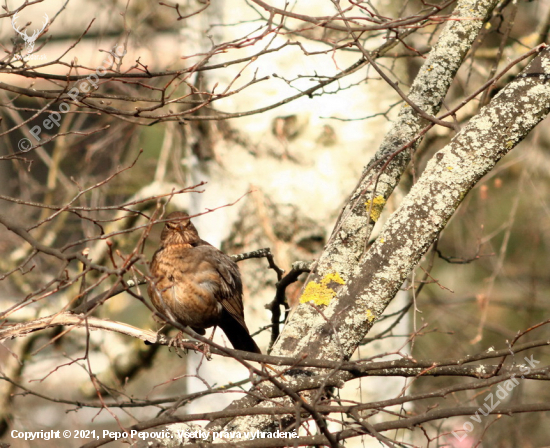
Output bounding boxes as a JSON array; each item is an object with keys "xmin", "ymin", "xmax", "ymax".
[{"xmin": 148, "ymin": 211, "xmax": 261, "ymax": 354}]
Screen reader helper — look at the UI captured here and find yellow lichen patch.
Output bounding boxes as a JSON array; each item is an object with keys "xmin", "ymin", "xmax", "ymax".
[
  {"xmin": 366, "ymin": 309, "xmax": 376, "ymax": 323},
  {"xmin": 365, "ymin": 195, "xmax": 386, "ymax": 222},
  {"xmin": 300, "ymin": 281, "xmax": 333, "ymax": 306},
  {"xmin": 323, "ymin": 271, "xmax": 345, "ymax": 286},
  {"xmin": 299, "ymin": 272, "xmax": 345, "ymax": 306}
]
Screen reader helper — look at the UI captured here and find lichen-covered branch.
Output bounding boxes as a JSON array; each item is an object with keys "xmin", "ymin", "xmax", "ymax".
[{"xmin": 273, "ymin": 0, "xmax": 499, "ymax": 359}]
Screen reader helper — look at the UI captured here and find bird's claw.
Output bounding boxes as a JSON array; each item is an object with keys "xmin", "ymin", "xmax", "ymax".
[{"xmin": 167, "ymin": 331, "xmax": 189, "ymax": 357}]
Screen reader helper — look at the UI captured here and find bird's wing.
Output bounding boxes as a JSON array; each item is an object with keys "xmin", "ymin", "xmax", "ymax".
[{"xmin": 194, "ymin": 245, "xmax": 247, "ymax": 330}]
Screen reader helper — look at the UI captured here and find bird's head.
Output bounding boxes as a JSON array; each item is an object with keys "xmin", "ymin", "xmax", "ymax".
[{"xmin": 159, "ymin": 212, "xmax": 201, "ymax": 246}]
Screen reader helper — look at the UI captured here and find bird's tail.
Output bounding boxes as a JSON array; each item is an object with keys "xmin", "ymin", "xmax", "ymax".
[{"xmin": 219, "ymin": 310, "xmax": 261, "ymax": 354}]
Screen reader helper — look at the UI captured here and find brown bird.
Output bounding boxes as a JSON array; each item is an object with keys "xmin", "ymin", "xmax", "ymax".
[{"xmin": 148, "ymin": 212, "xmax": 261, "ymax": 353}]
